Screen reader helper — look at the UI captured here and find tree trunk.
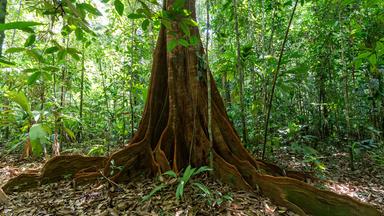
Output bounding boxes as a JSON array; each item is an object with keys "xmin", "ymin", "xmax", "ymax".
[
  {"xmin": 2, "ymin": 0, "xmax": 381, "ymax": 215},
  {"xmin": 0, "ymin": 0, "xmax": 6, "ymax": 57},
  {"xmin": 233, "ymin": 0, "xmax": 247, "ymax": 144}
]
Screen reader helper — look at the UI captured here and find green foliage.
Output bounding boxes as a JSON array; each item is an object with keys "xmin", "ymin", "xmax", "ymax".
[
  {"xmin": 142, "ymin": 165, "xmax": 212, "ymax": 202},
  {"xmin": 114, "ymin": 0, "xmax": 124, "ymax": 16},
  {"xmin": 0, "ymin": 21, "xmax": 42, "ymax": 32},
  {"xmin": 87, "ymin": 145, "xmax": 106, "ymax": 156},
  {"xmin": 5, "ymin": 91, "xmax": 31, "ymax": 114},
  {"xmin": 29, "ymin": 124, "xmax": 49, "ymax": 156}
]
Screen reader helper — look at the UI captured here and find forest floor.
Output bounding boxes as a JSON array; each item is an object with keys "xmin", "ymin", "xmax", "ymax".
[{"xmin": 0, "ymin": 148, "xmax": 383, "ymax": 216}]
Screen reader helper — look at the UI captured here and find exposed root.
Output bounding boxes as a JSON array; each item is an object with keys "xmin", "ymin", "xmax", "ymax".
[{"xmin": 2, "ymin": 155, "xmax": 106, "ymax": 193}]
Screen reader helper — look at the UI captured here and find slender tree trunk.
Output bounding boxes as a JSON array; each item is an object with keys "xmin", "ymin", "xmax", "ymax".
[
  {"xmin": 262, "ymin": 0, "xmax": 299, "ymax": 159},
  {"xmin": 129, "ymin": 21, "xmax": 135, "ymax": 138},
  {"xmin": 205, "ymin": 0, "xmax": 213, "ymax": 168},
  {"xmin": 0, "ymin": 0, "xmax": 7, "ymax": 57},
  {"xmin": 233, "ymin": 0, "xmax": 247, "ymax": 144},
  {"xmin": 99, "ymin": 59, "xmax": 111, "ymax": 154},
  {"xmin": 78, "ymin": 44, "xmax": 85, "ymax": 143},
  {"xmin": 339, "ymin": 11, "xmax": 354, "ymax": 171}
]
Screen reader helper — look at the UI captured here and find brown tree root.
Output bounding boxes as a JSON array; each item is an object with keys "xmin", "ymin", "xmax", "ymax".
[{"xmin": 2, "ymin": 155, "xmax": 106, "ymax": 193}]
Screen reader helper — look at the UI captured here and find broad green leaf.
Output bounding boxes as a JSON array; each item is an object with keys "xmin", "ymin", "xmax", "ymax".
[
  {"xmin": 128, "ymin": 13, "xmax": 146, "ymax": 19},
  {"xmin": 354, "ymin": 59, "xmax": 363, "ymax": 70},
  {"xmin": 167, "ymin": 39, "xmax": 178, "ymax": 52},
  {"xmin": 6, "ymin": 91, "xmax": 31, "ymax": 114},
  {"xmin": 64, "ymin": 127, "xmax": 76, "ymax": 141},
  {"xmin": 180, "ymin": 22, "xmax": 190, "ymax": 37},
  {"xmin": 78, "ymin": 3, "xmax": 102, "ymax": 16},
  {"xmin": 181, "ymin": 165, "xmax": 195, "ymax": 183},
  {"xmin": 29, "ymin": 124, "xmax": 48, "ymax": 156},
  {"xmin": 178, "ymin": 39, "xmax": 189, "ymax": 47},
  {"xmin": 114, "ymin": 0, "xmax": 124, "ymax": 16},
  {"xmin": 67, "ymin": 48, "xmax": 81, "ymax": 61},
  {"xmin": 5, "ymin": 47, "xmax": 25, "ymax": 54},
  {"xmin": 162, "ymin": 170, "xmax": 177, "ymax": 178},
  {"xmin": 23, "ymin": 68, "xmax": 39, "ymax": 73},
  {"xmin": 193, "ymin": 166, "xmax": 212, "ymax": 175},
  {"xmin": 184, "ymin": 18, "xmax": 198, "ymax": 27},
  {"xmin": 0, "ymin": 21, "xmax": 42, "ymax": 31},
  {"xmin": 176, "ymin": 181, "xmax": 185, "ymax": 200},
  {"xmin": 45, "ymin": 46, "xmax": 60, "ymax": 54},
  {"xmin": 57, "ymin": 49, "xmax": 67, "ymax": 61},
  {"xmin": 368, "ymin": 54, "xmax": 377, "ymax": 65},
  {"xmin": 24, "ymin": 34, "xmax": 36, "ymax": 47},
  {"xmin": 75, "ymin": 28, "xmax": 84, "ymax": 41},
  {"xmin": 26, "ymin": 49, "xmax": 45, "ymax": 63},
  {"xmin": 192, "ymin": 182, "xmax": 211, "ymax": 196},
  {"xmin": 28, "ymin": 71, "xmax": 42, "ymax": 85},
  {"xmin": 142, "ymin": 19, "xmax": 150, "ymax": 30}
]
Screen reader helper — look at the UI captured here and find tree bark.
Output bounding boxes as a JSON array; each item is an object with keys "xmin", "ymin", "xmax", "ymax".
[{"xmin": 0, "ymin": 0, "xmax": 6, "ymax": 57}]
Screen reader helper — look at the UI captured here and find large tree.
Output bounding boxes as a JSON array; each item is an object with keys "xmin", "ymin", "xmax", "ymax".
[{"xmin": 2, "ymin": 0, "xmax": 381, "ymax": 215}]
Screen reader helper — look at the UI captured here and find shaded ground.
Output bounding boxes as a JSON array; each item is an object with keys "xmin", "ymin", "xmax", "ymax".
[{"xmin": 1, "ymin": 148, "xmax": 383, "ymax": 215}]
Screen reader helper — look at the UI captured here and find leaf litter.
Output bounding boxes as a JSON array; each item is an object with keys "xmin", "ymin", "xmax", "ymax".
[{"xmin": 1, "ymin": 150, "xmax": 383, "ymax": 215}]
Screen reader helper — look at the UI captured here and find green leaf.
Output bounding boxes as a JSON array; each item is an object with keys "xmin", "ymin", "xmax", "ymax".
[
  {"xmin": 180, "ymin": 22, "xmax": 190, "ymax": 37},
  {"xmin": 75, "ymin": 28, "xmax": 84, "ymax": 41},
  {"xmin": 6, "ymin": 91, "xmax": 31, "ymax": 114},
  {"xmin": 114, "ymin": 0, "xmax": 124, "ymax": 16},
  {"xmin": 142, "ymin": 19, "xmax": 150, "ymax": 30},
  {"xmin": 176, "ymin": 181, "xmax": 185, "ymax": 200},
  {"xmin": 162, "ymin": 170, "xmax": 177, "ymax": 178},
  {"xmin": 24, "ymin": 34, "xmax": 36, "ymax": 47},
  {"xmin": 193, "ymin": 166, "xmax": 212, "ymax": 175},
  {"xmin": 0, "ymin": 21, "xmax": 42, "ymax": 31},
  {"xmin": 357, "ymin": 51, "xmax": 371, "ymax": 59},
  {"xmin": 128, "ymin": 13, "xmax": 146, "ymax": 19},
  {"xmin": 5, "ymin": 47, "xmax": 25, "ymax": 54},
  {"xmin": 178, "ymin": 39, "xmax": 189, "ymax": 47},
  {"xmin": 67, "ymin": 48, "xmax": 81, "ymax": 61},
  {"xmin": 42, "ymin": 66, "xmax": 60, "ymax": 72},
  {"xmin": 172, "ymin": 0, "xmax": 185, "ymax": 9},
  {"xmin": 181, "ymin": 165, "xmax": 195, "ymax": 183},
  {"xmin": 142, "ymin": 184, "xmax": 167, "ymax": 201},
  {"xmin": 189, "ymin": 35, "xmax": 198, "ymax": 45},
  {"xmin": 184, "ymin": 18, "xmax": 198, "ymax": 27},
  {"xmin": 368, "ymin": 54, "xmax": 377, "ymax": 65},
  {"xmin": 26, "ymin": 49, "xmax": 45, "ymax": 63},
  {"xmin": 167, "ymin": 39, "xmax": 178, "ymax": 52},
  {"xmin": 64, "ymin": 127, "xmax": 76, "ymax": 141},
  {"xmin": 45, "ymin": 46, "xmax": 60, "ymax": 54},
  {"xmin": 0, "ymin": 58, "xmax": 15, "ymax": 66},
  {"xmin": 29, "ymin": 124, "xmax": 48, "ymax": 156},
  {"xmin": 28, "ymin": 71, "xmax": 42, "ymax": 85},
  {"xmin": 192, "ymin": 182, "xmax": 211, "ymax": 196},
  {"xmin": 78, "ymin": 3, "xmax": 102, "ymax": 16},
  {"xmin": 57, "ymin": 49, "xmax": 67, "ymax": 61},
  {"xmin": 161, "ymin": 19, "xmax": 171, "ymax": 29}
]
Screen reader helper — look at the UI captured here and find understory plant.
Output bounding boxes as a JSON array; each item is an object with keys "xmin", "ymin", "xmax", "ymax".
[{"xmin": 142, "ymin": 165, "xmax": 212, "ymax": 202}]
